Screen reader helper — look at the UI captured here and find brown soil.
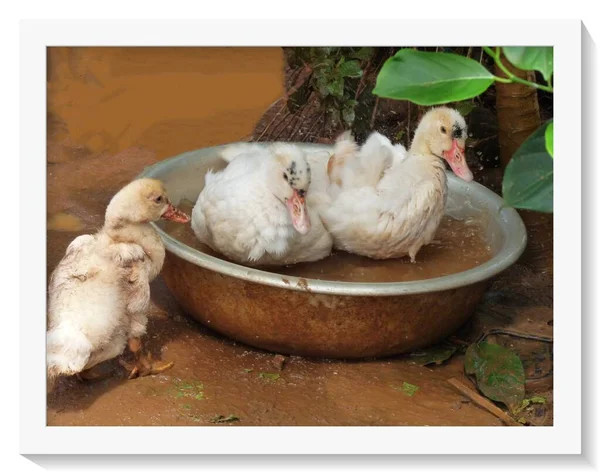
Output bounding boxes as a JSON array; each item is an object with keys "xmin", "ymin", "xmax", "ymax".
[{"xmin": 47, "ymin": 47, "xmax": 553, "ymax": 427}]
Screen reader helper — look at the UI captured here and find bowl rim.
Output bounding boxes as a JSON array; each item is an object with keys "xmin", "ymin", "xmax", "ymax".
[{"xmin": 138, "ymin": 143, "xmax": 528, "ymax": 297}]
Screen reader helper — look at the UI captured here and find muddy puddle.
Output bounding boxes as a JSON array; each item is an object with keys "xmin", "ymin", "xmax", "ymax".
[
  {"xmin": 47, "ymin": 47, "xmax": 552, "ymax": 427},
  {"xmin": 164, "ymin": 201, "xmax": 492, "ymax": 282}
]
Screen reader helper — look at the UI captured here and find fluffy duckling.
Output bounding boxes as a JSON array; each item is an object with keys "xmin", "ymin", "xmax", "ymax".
[
  {"xmin": 323, "ymin": 107, "xmax": 473, "ymax": 261},
  {"xmin": 191, "ymin": 143, "xmax": 333, "ymax": 266},
  {"xmin": 47, "ymin": 178, "xmax": 189, "ymax": 387}
]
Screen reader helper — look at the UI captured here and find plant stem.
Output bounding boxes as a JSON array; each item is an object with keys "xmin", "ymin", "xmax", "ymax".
[{"xmin": 483, "ymin": 46, "xmax": 554, "ymax": 93}]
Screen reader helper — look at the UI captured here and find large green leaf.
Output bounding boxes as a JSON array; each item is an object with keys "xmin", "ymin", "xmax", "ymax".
[
  {"xmin": 503, "ymin": 47, "xmax": 553, "ymax": 82},
  {"xmin": 464, "ymin": 342, "xmax": 525, "ymax": 411},
  {"xmin": 373, "ymin": 49, "xmax": 495, "ymax": 105},
  {"xmin": 545, "ymin": 121, "xmax": 554, "ymax": 158},
  {"xmin": 502, "ymin": 122, "xmax": 553, "ymax": 213}
]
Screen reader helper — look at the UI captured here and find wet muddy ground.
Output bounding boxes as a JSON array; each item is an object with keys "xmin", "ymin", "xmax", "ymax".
[{"xmin": 47, "ymin": 47, "xmax": 553, "ymax": 427}]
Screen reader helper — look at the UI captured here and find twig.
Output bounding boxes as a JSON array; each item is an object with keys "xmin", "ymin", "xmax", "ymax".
[
  {"xmin": 370, "ymin": 97, "xmax": 380, "ymax": 129},
  {"xmin": 447, "ymin": 377, "xmax": 522, "ymax": 426},
  {"xmin": 354, "ymin": 59, "xmax": 371, "ymax": 100},
  {"xmin": 284, "ymin": 64, "xmax": 313, "ymax": 101},
  {"xmin": 271, "ymin": 109, "xmax": 300, "ymax": 141},
  {"xmin": 288, "ymin": 112, "xmax": 309, "ymax": 142},
  {"xmin": 478, "ymin": 329, "xmax": 553, "ymax": 344},
  {"xmin": 302, "ymin": 112, "xmax": 325, "ymax": 142},
  {"xmin": 256, "ymin": 103, "xmax": 287, "ymax": 141}
]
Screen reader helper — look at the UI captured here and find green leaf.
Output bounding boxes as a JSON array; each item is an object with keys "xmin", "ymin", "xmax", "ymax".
[
  {"xmin": 373, "ymin": 49, "xmax": 495, "ymax": 105},
  {"xmin": 407, "ymin": 343, "xmax": 458, "ymax": 366},
  {"xmin": 342, "ymin": 105, "xmax": 356, "ymax": 126},
  {"xmin": 502, "ymin": 122, "xmax": 553, "ymax": 213},
  {"xmin": 258, "ymin": 372, "xmax": 280, "ymax": 382},
  {"xmin": 353, "ymin": 47, "xmax": 374, "ymax": 61},
  {"xmin": 314, "ymin": 69, "xmax": 331, "ymax": 97},
  {"xmin": 454, "ymin": 100, "xmax": 476, "ymax": 117},
  {"xmin": 339, "ymin": 59, "xmax": 363, "ymax": 78},
  {"xmin": 327, "ymin": 76, "xmax": 344, "ymax": 99},
  {"xmin": 464, "ymin": 342, "xmax": 525, "ymax": 411},
  {"xmin": 401, "ymin": 382, "xmax": 419, "ymax": 396},
  {"xmin": 514, "ymin": 396, "xmax": 547, "ymax": 413},
  {"xmin": 502, "ymin": 47, "xmax": 553, "ymax": 82},
  {"xmin": 390, "ymin": 382, "xmax": 420, "ymax": 396},
  {"xmin": 545, "ymin": 121, "xmax": 554, "ymax": 158},
  {"xmin": 394, "ymin": 129, "xmax": 405, "ymax": 142}
]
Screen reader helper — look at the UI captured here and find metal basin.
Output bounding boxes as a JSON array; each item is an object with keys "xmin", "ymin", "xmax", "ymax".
[{"xmin": 138, "ymin": 143, "xmax": 527, "ymax": 359}]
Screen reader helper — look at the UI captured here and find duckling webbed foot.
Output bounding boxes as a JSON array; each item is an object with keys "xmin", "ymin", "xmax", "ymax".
[
  {"xmin": 119, "ymin": 352, "xmax": 174, "ymax": 379},
  {"xmin": 119, "ymin": 337, "xmax": 174, "ymax": 379}
]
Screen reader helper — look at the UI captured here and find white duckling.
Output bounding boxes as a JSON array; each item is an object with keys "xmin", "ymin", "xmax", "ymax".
[
  {"xmin": 323, "ymin": 106, "xmax": 474, "ymax": 262},
  {"xmin": 191, "ymin": 143, "xmax": 333, "ymax": 266},
  {"xmin": 46, "ymin": 178, "xmax": 190, "ymax": 386}
]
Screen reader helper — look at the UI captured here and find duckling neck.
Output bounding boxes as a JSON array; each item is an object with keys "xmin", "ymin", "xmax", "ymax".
[
  {"xmin": 103, "ymin": 220, "xmax": 165, "ymax": 280},
  {"xmin": 409, "ymin": 132, "xmax": 433, "ymax": 157}
]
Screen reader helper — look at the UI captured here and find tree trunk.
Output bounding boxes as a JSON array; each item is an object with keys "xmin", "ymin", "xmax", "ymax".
[
  {"xmin": 495, "ymin": 53, "xmax": 541, "ymax": 167},
  {"xmin": 495, "ymin": 53, "xmax": 552, "ymax": 276}
]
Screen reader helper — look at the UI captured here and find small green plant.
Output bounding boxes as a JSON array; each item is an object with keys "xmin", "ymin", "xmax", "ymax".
[
  {"xmin": 373, "ymin": 47, "xmax": 553, "ymax": 213},
  {"xmin": 287, "ymin": 47, "xmax": 375, "ymax": 129}
]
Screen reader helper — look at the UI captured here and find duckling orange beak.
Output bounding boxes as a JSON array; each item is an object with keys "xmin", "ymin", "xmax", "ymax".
[
  {"xmin": 161, "ymin": 202, "xmax": 190, "ymax": 223},
  {"xmin": 286, "ymin": 189, "xmax": 311, "ymax": 235},
  {"xmin": 443, "ymin": 140, "xmax": 473, "ymax": 182}
]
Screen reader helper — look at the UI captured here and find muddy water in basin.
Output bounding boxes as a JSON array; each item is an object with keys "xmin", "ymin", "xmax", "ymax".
[{"xmin": 163, "ymin": 200, "xmax": 493, "ymax": 282}]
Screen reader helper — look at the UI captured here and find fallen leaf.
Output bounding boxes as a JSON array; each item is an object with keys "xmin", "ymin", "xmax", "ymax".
[
  {"xmin": 391, "ymin": 382, "xmax": 419, "ymax": 396},
  {"xmin": 529, "ymin": 396, "xmax": 546, "ymax": 404},
  {"xmin": 258, "ymin": 372, "xmax": 281, "ymax": 382},
  {"xmin": 210, "ymin": 414, "xmax": 240, "ymax": 424},
  {"xmin": 407, "ymin": 343, "xmax": 458, "ymax": 366},
  {"xmin": 464, "ymin": 342, "xmax": 525, "ymax": 411}
]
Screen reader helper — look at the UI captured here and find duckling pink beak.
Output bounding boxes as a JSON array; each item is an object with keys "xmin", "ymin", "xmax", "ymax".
[
  {"xmin": 286, "ymin": 189, "xmax": 311, "ymax": 235},
  {"xmin": 161, "ymin": 202, "xmax": 190, "ymax": 223},
  {"xmin": 443, "ymin": 140, "xmax": 473, "ymax": 182}
]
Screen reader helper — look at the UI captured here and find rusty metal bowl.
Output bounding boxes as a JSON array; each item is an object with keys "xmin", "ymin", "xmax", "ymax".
[{"xmin": 138, "ymin": 143, "xmax": 527, "ymax": 359}]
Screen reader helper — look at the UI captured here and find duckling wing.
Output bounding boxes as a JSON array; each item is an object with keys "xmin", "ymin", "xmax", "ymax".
[
  {"xmin": 47, "ymin": 236, "xmax": 133, "ymax": 378},
  {"xmin": 327, "ymin": 132, "xmax": 395, "ymax": 199},
  {"xmin": 193, "ymin": 161, "xmax": 295, "ymax": 264}
]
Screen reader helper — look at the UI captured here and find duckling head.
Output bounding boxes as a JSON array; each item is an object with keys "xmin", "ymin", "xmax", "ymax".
[
  {"xmin": 411, "ymin": 107, "xmax": 473, "ymax": 182},
  {"xmin": 268, "ymin": 144, "xmax": 312, "ymax": 235},
  {"xmin": 105, "ymin": 178, "xmax": 190, "ymax": 226}
]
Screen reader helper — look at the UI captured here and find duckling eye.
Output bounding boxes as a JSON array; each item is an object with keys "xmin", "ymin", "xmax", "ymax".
[
  {"xmin": 283, "ymin": 172, "xmax": 288, "ymax": 181},
  {"xmin": 154, "ymin": 195, "xmax": 163, "ymax": 203},
  {"xmin": 440, "ymin": 126, "xmax": 447, "ymax": 134}
]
